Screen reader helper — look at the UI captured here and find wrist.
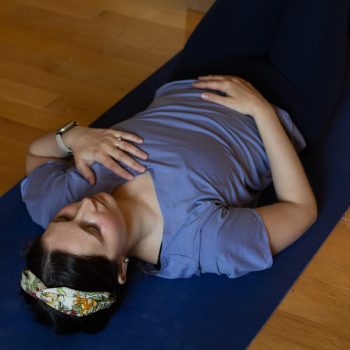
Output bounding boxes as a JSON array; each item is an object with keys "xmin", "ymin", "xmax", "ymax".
[
  {"xmin": 61, "ymin": 125, "xmax": 82, "ymax": 153},
  {"xmin": 250, "ymin": 101, "xmax": 275, "ymax": 120}
]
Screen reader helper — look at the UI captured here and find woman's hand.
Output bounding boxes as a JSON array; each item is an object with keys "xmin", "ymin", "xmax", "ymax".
[
  {"xmin": 192, "ymin": 75, "xmax": 272, "ymax": 117},
  {"xmin": 64, "ymin": 126, "xmax": 148, "ymax": 184}
]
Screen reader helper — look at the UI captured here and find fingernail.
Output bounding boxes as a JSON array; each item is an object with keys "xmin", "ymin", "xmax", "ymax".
[{"xmin": 202, "ymin": 93, "xmax": 209, "ymax": 99}]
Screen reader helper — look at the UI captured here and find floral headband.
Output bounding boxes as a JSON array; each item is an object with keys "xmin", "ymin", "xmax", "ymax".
[{"xmin": 21, "ymin": 269, "xmax": 117, "ymax": 317}]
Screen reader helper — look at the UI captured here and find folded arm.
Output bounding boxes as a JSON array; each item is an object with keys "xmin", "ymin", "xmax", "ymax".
[
  {"xmin": 26, "ymin": 125, "xmax": 148, "ymax": 185},
  {"xmin": 193, "ymin": 75, "xmax": 317, "ymax": 255}
]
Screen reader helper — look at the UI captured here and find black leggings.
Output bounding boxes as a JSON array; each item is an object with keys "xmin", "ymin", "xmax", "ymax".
[{"xmin": 168, "ymin": 0, "xmax": 349, "ymax": 147}]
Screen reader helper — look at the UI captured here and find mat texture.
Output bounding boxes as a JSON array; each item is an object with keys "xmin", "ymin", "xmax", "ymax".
[{"xmin": 1, "ymin": 48, "xmax": 349, "ymax": 349}]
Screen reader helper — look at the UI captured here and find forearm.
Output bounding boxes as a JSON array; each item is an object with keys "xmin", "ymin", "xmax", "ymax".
[
  {"xmin": 27, "ymin": 129, "xmax": 77, "ymax": 158},
  {"xmin": 26, "ymin": 125, "xmax": 148, "ymax": 182},
  {"xmin": 25, "ymin": 127, "xmax": 80, "ymax": 175},
  {"xmin": 252, "ymin": 104, "xmax": 316, "ymax": 211}
]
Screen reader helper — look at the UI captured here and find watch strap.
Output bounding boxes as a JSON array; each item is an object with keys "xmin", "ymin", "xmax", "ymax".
[
  {"xmin": 55, "ymin": 133, "xmax": 73, "ymax": 153},
  {"xmin": 55, "ymin": 121, "xmax": 79, "ymax": 154}
]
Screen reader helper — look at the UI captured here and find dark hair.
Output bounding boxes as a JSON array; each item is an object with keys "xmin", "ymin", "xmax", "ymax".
[{"xmin": 20, "ymin": 236, "xmax": 123, "ymax": 334}]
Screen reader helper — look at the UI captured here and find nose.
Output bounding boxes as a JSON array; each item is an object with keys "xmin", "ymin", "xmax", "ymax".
[{"xmin": 75, "ymin": 197, "xmax": 97, "ymax": 219}]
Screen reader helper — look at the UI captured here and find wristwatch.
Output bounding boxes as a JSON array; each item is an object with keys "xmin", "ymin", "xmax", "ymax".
[{"xmin": 55, "ymin": 121, "xmax": 79, "ymax": 154}]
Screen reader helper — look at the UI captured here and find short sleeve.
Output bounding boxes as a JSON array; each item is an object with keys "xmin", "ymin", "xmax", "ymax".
[
  {"xmin": 21, "ymin": 160, "xmax": 125, "ymax": 229},
  {"xmin": 273, "ymin": 105, "xmax": 306, "ymax": 152},
  {"xmin": 21, "ymin": 160, "xmax": 71, "ymax": 228},
  {"xmin": 199, "ymin": 205, "xmax": 273, "ymax": 278}
]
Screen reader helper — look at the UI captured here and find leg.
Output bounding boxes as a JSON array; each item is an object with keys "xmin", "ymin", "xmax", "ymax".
[
  {"xmin": 269, "ymin": 0, "xmax": 349, "ymax": 145},
  {"xmin": 168, "ymin": 0, "xmax": 310, "ymax": 144},
  {"xmin": 169, "ymin": 0, "xmax": 287, "ymax": 80},
  {"xmin": 182, "ymin": 0, "xmax": 287, "ymax": 58}
]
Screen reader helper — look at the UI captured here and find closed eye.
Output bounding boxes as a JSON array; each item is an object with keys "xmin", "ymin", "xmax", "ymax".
[
  {"xmin": 53, "ymin": 215, "xmax": 72, "ymax": 222},
  {"xmin": 82, "ymin": 223, "xmax": 101, "ymax": 236},
  {"xmin": 52, "ymin": 215, "xmax": 103, "ymax": 243},
  {"xmin": 80, "ymin": 223, "xmax": 103, "ymax": 243}
]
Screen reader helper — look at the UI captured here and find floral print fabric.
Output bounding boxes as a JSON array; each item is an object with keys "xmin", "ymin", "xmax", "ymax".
[{"xmin": 21, "ymin": 269, "xmax": 116, "ymax": 317}]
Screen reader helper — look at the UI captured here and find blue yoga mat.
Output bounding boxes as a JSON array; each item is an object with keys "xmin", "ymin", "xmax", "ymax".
[{"xmin": 1, "ymin": 49, "xmax": 349, "ymax": 349}]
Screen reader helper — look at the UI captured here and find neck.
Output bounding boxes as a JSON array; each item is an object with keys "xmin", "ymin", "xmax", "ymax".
[
  {"xmin": 117, "ymin": 198, "xmax": 155, "ymax": 260},
  {"xmin": 112, "ymin": 173, "xmax": 163, "ymax": 265}
]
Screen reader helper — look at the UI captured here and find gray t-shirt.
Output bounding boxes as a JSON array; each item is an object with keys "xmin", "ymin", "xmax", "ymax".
[{"xmin": 21, "ymin": 79, "xmax": 306, "ymax": 279}]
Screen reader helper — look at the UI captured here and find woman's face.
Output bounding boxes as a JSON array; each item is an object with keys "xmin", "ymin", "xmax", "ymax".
[{"xmin": 41, "ymin": 192, "xmax": 127, "ymax": 265}]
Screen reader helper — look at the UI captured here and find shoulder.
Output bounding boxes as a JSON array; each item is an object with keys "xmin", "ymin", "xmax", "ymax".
[
  {"xmin": 21, "ymin": 160, "xmax": 125, "ymax": 228},
  {"xmin": 21, "ymin": 160, "xmax": 72, "ymax": 227}
]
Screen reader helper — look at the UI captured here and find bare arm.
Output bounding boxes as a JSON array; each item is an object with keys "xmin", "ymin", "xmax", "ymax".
[
  {"xmin": 26, "ymin": 125, "xmax": 148, "ymax": 184},
  {"xmin": 192, "ymin": 75, "xmax": 317, "ymax": 255},
  {"xmin": 250, "ymin": 104, "xmax": 317, "ymax": 254}
]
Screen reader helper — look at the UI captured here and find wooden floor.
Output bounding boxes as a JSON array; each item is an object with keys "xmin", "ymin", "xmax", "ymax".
[{"xmin": 0, "ymin": 1, "xmax": 349, "ymax": 348}]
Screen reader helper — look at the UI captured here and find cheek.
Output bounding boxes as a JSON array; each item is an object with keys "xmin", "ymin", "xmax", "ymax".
[
  {"xmin": 99, "ymin": 213, "xmax": 127, "ymax": 255},
  {"xmin": 100, "ymin": 211, "xmax": 126, "ymax": 236}
]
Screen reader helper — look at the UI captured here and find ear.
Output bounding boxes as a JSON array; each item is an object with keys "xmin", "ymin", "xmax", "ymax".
[{"xmin": 117, "ymin": 257, "xmax": 128, "ymax": 285}]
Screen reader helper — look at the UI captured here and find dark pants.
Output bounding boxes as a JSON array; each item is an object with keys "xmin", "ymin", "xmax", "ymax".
[{"xmin": 168, "ymin": 0, "xmax": 349, "ymax": 147}]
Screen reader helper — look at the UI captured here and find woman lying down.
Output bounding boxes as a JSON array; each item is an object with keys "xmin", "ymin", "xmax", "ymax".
[{"xmin": 20, "ymin": 75, "xmax": 317, "ymax": 333}]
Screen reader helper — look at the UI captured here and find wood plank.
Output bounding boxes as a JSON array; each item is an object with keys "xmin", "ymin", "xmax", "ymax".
[
  {"xmin": 1, "ymin": 4, "xmax": 186, "ymax": 54},
  {"xmin": 0, "ymin": 0, "xmax": 19, "ymax": 14},
  {"xmin": 0, "ymin": 95, "xmax": 66, "ymax": 130},
  {"xmin": 186, "ymin": 0, "xmax": 215, "ymax": 12},
  {"xmin": 0, "ymin": 19, "xmax": 168, "ymax": 70},
  {"xmin": 0, "ymin": 77, "xmax": 58, "ymax": 109},
  {"xmin": 0, "ymin": 27, "xmax": 156, "ymax": 90},
  {"xmin": 14, "ymin": 0, "xmax": 102, "ymax": 20},
  {"xmin": 250, "ymin": 212, "xmax": 350, "ymax": 349},
  {"xmin": 0, "ymin": 117, "xmax": 44, "ymax": 194},
  {"xmin": 92, "ymin": 0, "xmax": 189, "ymax": 29},
  {"xmin": 249, "ymin": 309, "xmax": 350, "ymax": 350}
]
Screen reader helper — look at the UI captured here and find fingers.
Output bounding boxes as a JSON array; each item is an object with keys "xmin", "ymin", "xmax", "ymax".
[
  {"xmin": 194, "ymin": 75, "xmax": 251, "ymax": 90},
  {"xmin": 201, "ymin": 92, "xmax": 231, "ymax": 108},
  {"xmin": 111, "ymin": 138, "xmax": 148, "ymax": 174},
  {"xmin": 110, "ymin": 146, "xmax": 147, "ymax": 174},
  {"xmin": 76, "ymin": 160, "xmax": 96, "ymax": 185},
  {"xmin": 95, "ymin": 139, "xmax": 147, "ymax": 180},
  {"xmin": 107, "ymin": 132, "xmax": 149, "ymax": 178},
  {"xmin": 107, "ymin": 129, "xmax": 144, "ymax": 144},
  {"xmin": 192, "ymin": 79, "xmax": 230, "ymax": 94},
  {"xmin": 97, "ymin": 154, "xmax": 137, "ymax": 181},
  {"xmin": 194, "ymin": 75, "xmax": 268, "ymax": 116},
  {"xmin": 192, "ymin": 77, "xmax": 232, "ymax": 108},
  {"xmin": 197, "ymin": 74, "xmax": 247, "ymax": 83},
  {"xmin": 114, "ymin": 138, "xmax": 148, "ymax": 160},
  {"xmin": 197, "ymin": 75, "xmax": 228, "ymax": 81},
  {"xmin": 72, "ymin": 128, "xmax": 149, "ymax": 182}
]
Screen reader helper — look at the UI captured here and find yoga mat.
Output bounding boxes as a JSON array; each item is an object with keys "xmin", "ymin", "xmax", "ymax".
[{"xmin": 1, "ymin": 48, "xmax": 349, "ymax": 349}]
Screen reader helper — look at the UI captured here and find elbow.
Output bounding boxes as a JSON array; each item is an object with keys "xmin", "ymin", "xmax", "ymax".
[
  {"xmin": 310, "ymin": 192, "xmax": 318, "ymax": 223},
  {"xmin": 310, "ymin": 204, "xmax": 318, "ymax": 226},
  {"xmin": 294, "ymin": 195, "xmax": 318, "ymax": 231},
  {"xmin": 311, "ymin": 201, "xmax": 318, "ymax": 223},
  {"xmin": 304, "ymin": 198, "xmax": 318, "ymax": 228}
]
